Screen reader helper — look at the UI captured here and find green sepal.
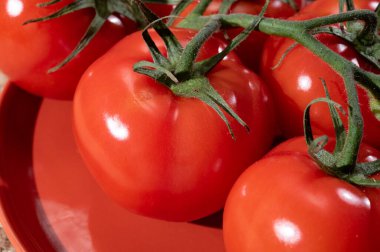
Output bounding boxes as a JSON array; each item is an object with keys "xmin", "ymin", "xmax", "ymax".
[
  {"xmin": 310, "ymin": 25, "xmax": 380, "ymax": 69},
  {"xmin": 307, "ymin": 135, "xmax": 340, "ymax": 177},
  {"xmin": 52, "ymin": 14, "xmax": 106, "ymax": 72},
  {"xmin": 319, "ymin": 78, "xmax": 346, "ymax": 154},
  {"xmin": 141, "ymin": 28, "xmax": 172, "ymax": 68},
  {"xmin": 133, "ymin": 0, "xmax": 256, "ymax": 138},
  {"xmin": 24, "ymin": 0, "xmax": 102, "ymax": 72},
  {"xmin": 355, "ymin": 160, "xmax": 380, "ymax": 176},
  {"xmin": 303, "ymin": 97, "xmax": 346, "ymax": 176},
  {"xmin": 195, "ymin": 0, "xmax": 269, "ymax": 74},
  {"xmin": 346, "ymin": 173, "xmax": 380, "ymax": 187},
  {"xmin": 135, "ymin": 0, "xmax": 183, "ymax": 62},
  {"xmin": 24, "ymin": 0, "xmax": 179, "ymax": 72},
  {"xmin": 166, "ymin": 0, "xmax": 193, "ymax": 26},
  {"xmin": 24, "ymin": 0, "xmax": 94, "ymax": 25},
  {"xmin": 134, "ymin": 61, "xmax": 179, "ymax": 84},
  {"xmin": 171, "ymin": 77, "xmax": 249, "ymax": 139},
  {"xmin": 175, "ymin": 16, "xmax": 222, "ymax": 78}
]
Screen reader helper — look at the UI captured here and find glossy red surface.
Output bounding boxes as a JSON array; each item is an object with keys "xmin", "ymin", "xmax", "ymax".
[{"xmin": 0, "ymin": 83, "xmax": 224, "ymax": 251}]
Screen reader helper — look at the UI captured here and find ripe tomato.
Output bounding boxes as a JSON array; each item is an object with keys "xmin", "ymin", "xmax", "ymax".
[
  {"xmin": 0, "ymin": 0, "xmax": 130, "ymax": 99},
  {"xmin": 73, "ymin": 28, "xmax": 276, "ymax": 221},
  {"xmin": 289, "ymin": 0, "xmax": 379, "ymax": 17},
  {"xmin": 260, "ymin": 0, "xmax": 380, "ymax": 148},
  {"xmin": 146, "ymin": 3, "xmax": 175, "ymax": 17},
  {"xmin": 176, "ymin": 0, "xmax": 306, "ymax": 72},
  {"xmin": 224, "ymin": 136, "xmax": 380, "ymax": 252}
]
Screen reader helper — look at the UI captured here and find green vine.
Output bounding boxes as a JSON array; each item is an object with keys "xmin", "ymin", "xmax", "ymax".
[{"xmin": 25, "ymin": 0, "xmax": 380, "ymax": 186}]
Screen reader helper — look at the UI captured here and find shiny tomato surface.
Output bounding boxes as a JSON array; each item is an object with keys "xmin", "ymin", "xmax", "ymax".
[
  {"xmin": 0, "ymin": 0, "xmax": 130, "ymax": 99},
  {"xmin": 73, "ymin": 28, "xmax": 276, "ymax": 221},
  {"xmin": 260, "ymin": 0, "xmax": 380, "ymax": 148},
  {"xmin": 224, "ymin": 136, "xmax": 380, "ymax": 252}
]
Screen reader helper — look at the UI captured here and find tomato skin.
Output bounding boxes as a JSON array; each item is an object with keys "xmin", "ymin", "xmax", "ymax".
[
  {"xmin": 0, "ymin": 0, "xmax": 130, "ymax": 99},
  {"xmin": 73, "ymin": 28, "xmax": 276, "ymax": 221},
  {"xmin": 289, "ymin": 0, "xmax": 379, "ymax": 18},
  {"xmin": 224, "ymin": 136, "xmax": 380, "ymax": 252},
  {"xmin": 260, "ymin": 0, "xmax": 380, "ymax": 148},
  {"xmin": 176, "ymin": 0, "xmax": 306, "ymax": 72},
  {"xmin": 146, "ymin": 3, "xmax": 175, "ymax": 17}
]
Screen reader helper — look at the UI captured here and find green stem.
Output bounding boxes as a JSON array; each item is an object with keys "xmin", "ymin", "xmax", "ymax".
[
  {"xmin": 219, "ymin": 0, "xmax": 236, "ymax": 14},
  {"xmin": 175, "ymin": 17, "xmax": 221, "ymax": 79},
  {"xmin": 190, "ymin": 0, "xmax": 212, "ymax": 16},
  {"xmin": 179, "ymin": 8, "xmax": 380, "ymax": 175},
  {"xmin": 179, "ymin": 11, "xmax": 380, "ymax": 97},
  {"xmin": 336, "ymin": 73, "xmax": 363, "ymax": 170}
]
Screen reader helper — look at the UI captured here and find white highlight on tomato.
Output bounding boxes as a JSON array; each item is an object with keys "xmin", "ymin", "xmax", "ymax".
[
  {"xmin": 297, "ymin": 75, "xmax": 312, "ymax": 92},
  {"xmin": 240, "ymin": 184, "xmax": 248, "ymax": 197},
  {"xmin": 105, "ymin": 113, "xmax": 129, "ymax": 141},
  {"xmin": 273, "ymin": 218, "xmax": 302, "ymax": 246},
  {"xmin": 337, "ymin": 188, "xmax": 371, "ymax": 209},
  {"xmin": 6, "ymin": 0, "xmax": 23, "ymax": 17},
  {"xmin": 107, "ymin": 15, "xmax": 123, "ymax": 26},
  {"xmin": 271, "ymin": 0, "xmax": 282, "ymax": 8},
  {"xmin": 337, "ymin": 44, "xmax": 348, "ymax": 53},
  {"xmin": 365, "ymin": 155, "xmax": 377, "ymax": 162},
  {"xmin": 0, "ymin": 71, "xmax": 9, "ymax": 89},
  {"xmin": 370, "ymin": 2, "xmax": 378, "ymax": 10},
  {"xmin": 351, "ymin": 58, "xmax": 359, "ymax": 67}
]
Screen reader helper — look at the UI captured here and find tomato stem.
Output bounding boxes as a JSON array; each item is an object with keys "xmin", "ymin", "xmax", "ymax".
[
  {"xmin": 133, "ymin": 0, "xmax": 250, "ymax": 136},
  {"xmin": 178, "ymin": 10, "xmax": 380, "ymax": 97},
  {"xmin": 178, "ymin": 6, "xmax": 380, "ymax": 185},
  {"xmin": 174, "ymin": 17, "xmax": 221, "ymax": 79}
]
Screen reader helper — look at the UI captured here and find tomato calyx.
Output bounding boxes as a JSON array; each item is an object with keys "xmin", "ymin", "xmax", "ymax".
[
  {"xmin": 310, "ymin": 0, "xmax": 380, "ymax": 69},
  {"xmin": 304, "ymin": 79, "xmax": 380, "ymax": 187},
  {"xmin": 132, "ymin": 0, "xmax": 270, "ymax": 137},
  {"xmin": 23, "ymin": 0, "xmax": 175, "ymax": 72},
  {"xmin": 132, "ymin": 1, "xmax": 273, "ymax": 137}
]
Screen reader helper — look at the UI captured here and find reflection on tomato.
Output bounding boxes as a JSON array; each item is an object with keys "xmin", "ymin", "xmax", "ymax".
[
  {"xmin": 73, "ymin": 28, "xmax": 276, "ymax": 221},
  {"xmin": 224, "ymin": 136, "xmax": 380, "ymax": 252}
]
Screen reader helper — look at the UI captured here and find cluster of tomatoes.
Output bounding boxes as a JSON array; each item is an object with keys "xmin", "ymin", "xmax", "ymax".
[{"xmin": 1, "ymin": 0, "xmax": 380, "ymax": 251}]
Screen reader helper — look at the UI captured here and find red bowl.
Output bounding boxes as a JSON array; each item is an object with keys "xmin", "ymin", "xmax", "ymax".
[{"xmin": 0, "ymin": 83, "xmax": 224, "ymax": 251}]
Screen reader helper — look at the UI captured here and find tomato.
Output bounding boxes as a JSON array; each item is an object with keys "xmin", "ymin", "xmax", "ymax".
[
  {"xmin": 260, "ymin": 0, "xmax": 380, "ymax": 148},
  {"xmin": 175, "ymin": 0, "xmax": 306, "ymax": 72},
  {"xmin": 223, "ymin": 136, "xmax": 380, "ymax": 252},
  {"xmin": 146, "ymin": 3, "xmax": 175, "ymax": 17},
  {"xmin": 0, "ymin": 0, "xmax": 130, "ymax": 99},
  {"xmin": 73, "ymin": 28, "xmax": 276, "ymax": 221},
  {"xmin": 289, "ymin": 0, "xmax": 379, "ymax": 18}
]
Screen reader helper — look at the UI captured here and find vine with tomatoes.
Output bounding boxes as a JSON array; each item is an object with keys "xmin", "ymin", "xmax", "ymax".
[{"xmin": 1, "ymin": 0, "xmax": 380, "ymax": 251}]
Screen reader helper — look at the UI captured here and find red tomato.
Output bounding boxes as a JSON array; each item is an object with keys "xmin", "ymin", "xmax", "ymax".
[
  {"xmin": 260, "ymin": 0, "xmax": 380, "ymax": 148},
  {"xmin": 146, "ymin": 3, "xmax": 175, "ymax": 17},
  {"xmin": 176, "ymin": 0, "xmax": 306, "ymax": 72},
  {"xmin": 0, "ymin": 0, "xmax": 130, "ymax": 99},
  {"xmin": 73, "ymin": 28, "xmax": 276, "ymax": 221},
  {"xmin": 224, "ymin": 136, "xmax": 380, "ymax": 252},
  {"xmin": 290, "ymin": 0, "xmax": 379, "ymax": 17}
]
